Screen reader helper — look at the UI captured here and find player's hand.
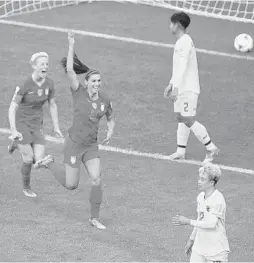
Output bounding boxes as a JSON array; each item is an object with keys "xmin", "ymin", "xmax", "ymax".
[
  {"xmin": 102, "ymin": 130, "xmax": 113, "ymax": 145},
  {"xmin": 10, "ymin": 129, "xmax": 23, "ymax": 141},
  {"xmin": 185, "ymin": 239, "xmax": 194, "ymax": 256},
  {"xmin": 170, "ymin": 87, "xmax": 178, "ymax": 102},
  {"xmin": 172, "ymin": 215, "xmax": 190, "ymax": 226},
  {"xmin": 68, "ymin": 31, "xmax": 75, "ymax": 45},
  {"xmin": 164, "ymin": 83, "xmax": 173, "ymax": 98}
]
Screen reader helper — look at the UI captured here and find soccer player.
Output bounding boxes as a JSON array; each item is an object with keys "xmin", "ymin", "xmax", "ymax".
[
  {"xmin": 8, "ymin": 52, "xmax": 63, "ymax": 198},
  {"xmin": 164, "ymin": 12, "xmax": 219, "ymax": 162},
  {"xmin": 172, "ymin": 162, "xmax": 230, "ymax": 262},
  {"xmin": 36, "ymin": 31, "xmax": 115, "ymax": 230}
]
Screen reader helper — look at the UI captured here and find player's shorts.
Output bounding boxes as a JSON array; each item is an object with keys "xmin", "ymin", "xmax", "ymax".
[
  {"xmin": 174, "ymin": 91, "xmax": 198, "ymax": 117},
  {"xmin": 63, "ymin": 135, "xmax": 100, "ymax": 168},
  {"xmin": 190, "ymin": 250, "xmax": 229, "ymax": 263},
  {"xmin": 17, "ymin": 125, "xmax": 45, "ymax": 145}
]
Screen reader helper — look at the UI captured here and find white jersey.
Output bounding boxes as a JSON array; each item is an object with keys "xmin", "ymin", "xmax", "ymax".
[
  {"xmin": 170, "ymin": 34, "xmax": 200, "ymax": 95},
  {"xmin": 192, "ymin": 190, "xmax": 230, "ymax": 257}
]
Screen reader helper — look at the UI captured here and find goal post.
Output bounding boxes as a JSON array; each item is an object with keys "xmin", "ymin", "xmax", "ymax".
[{"xmin": 0, "ymin": 0, "xmax": 254, "ymax": 24}]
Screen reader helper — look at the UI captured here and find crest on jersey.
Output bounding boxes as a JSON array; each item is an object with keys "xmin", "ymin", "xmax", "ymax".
[
  {"xmin": 37, "ymin": 89, "xmax": 43, "ymax": 96},
  {"xmin": 45, "ymin": 88, "xmax": 49, "ymax": 95},
  {"xmin": 206, "ymin": 206, "xmax": 210, "ymax": 212},
  {"xmin": 15, "ymin": 86, "xmax": 20, "ymax": 94},
  {"xmin": 100, "ymin": 104, "xmax": 105, "ymax": 111},
  {"xmin": 92, "ymin": 103, "xmax": 97, "ymax": 109},
  {"xmin": 70, "ymin": 156, "xmax": 76, "ymax": 164}
]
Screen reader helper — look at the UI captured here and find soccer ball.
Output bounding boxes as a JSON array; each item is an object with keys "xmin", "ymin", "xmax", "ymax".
[{"xmin": 234, "ymin": 33, "xmax": 253, "ymax": 53}]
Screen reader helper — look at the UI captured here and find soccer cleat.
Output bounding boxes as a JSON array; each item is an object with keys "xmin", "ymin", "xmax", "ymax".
[
  {"xmin": 34, "ymin": 155, "xmax": 54, "ymax": 169},
  {"xmin": 169, "ymin": 152, "xmax": 185, "ymax": 160},
  {"xmin": 23, "ymin": 188, "xmax": 37, "ymax": 198},
  {"xmin": 204, "ymin": 147, "xmax": 220, "ymax": 163},
  {"xmin": 89, "ymin": 218, "xmax": 106, "ymax": 230}
]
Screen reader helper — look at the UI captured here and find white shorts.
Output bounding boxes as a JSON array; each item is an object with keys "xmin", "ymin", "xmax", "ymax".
[
  {"xmin": 174, "ymin": 91, "xmax": 198, "ymax": 117},
  {"xmin": 190, "ymin": 250, "xmax": 229, "ymax": 263}
]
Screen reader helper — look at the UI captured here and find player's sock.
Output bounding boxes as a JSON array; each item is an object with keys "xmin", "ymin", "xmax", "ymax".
[
  {"xmin": 47, "ymin": 162, "xmax": 66, "ymax": 187},
  {"xmin": 177, "ymin": 122, "xmax": 190, "ymax": 155},
  {"xmin": 20, "ymin": 162, "xmax": 32, "ymax": 189},
  {"xmin": 190, "ymin": 121, "xmax": 215, "ymax": 150},
  {"xmin": 89, "ymin": 184, "xmax": 102, "ymax": 219}
]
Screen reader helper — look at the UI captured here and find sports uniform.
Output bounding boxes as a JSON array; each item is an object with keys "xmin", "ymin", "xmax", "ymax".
[
  {"xmin": 191, "ymin": 190, "xmax": 230, "ymax": 262},
  {"xmin": 170, "ymin": 33, "xmax": 200, "ymax": 117},
  {"xmin": 14, "ymin": 76, "xmax": 55, "ymax": 144},
  {"xmin": 64, "ymin": 83, "xmax": 113, "ymax": 168}
]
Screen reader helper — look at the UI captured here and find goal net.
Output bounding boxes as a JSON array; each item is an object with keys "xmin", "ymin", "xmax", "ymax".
[
  {"xmin": 0, "ymin": 0, "xmax": 254, "ymax": 24},
  {"xmin": 0, "ymin": 0, "xmax": 79, "ymax": 18}
]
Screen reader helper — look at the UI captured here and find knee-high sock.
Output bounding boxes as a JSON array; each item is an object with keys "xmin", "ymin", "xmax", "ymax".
[
  {"xmin": 177, "ymin": 122, "xmax": 190, "ymax": 155},
  {"xmin": 89, "ymin": 184, "xmax": 102, "ymax": 219},
  {"xmin": 20, "ymin": 162, "xmax": 32, "ymax": 189},
  {"xmin": 190, "ymin": 121, "xmax": 215, "ymax": 150}
]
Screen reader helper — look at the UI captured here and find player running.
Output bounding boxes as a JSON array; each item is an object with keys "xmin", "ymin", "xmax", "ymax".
[
  {"xmin": 36, "ymin": 32, "xmax": 115, "ymax": 230},
  {"xmin": 172, "ymin": 162, "xmax": 230, "ymax": 262},
  {"xmin": 8, "ymin": 52, "xmax": 63, "ymax": 198},
  {"xmin": 164, "ymin": 12, "xmax": 219, "ymax": 162}
]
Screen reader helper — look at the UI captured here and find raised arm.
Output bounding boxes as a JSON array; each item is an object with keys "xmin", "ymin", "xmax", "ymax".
[{"xmin": 66, "ymin": 32, "xmax": 79, "ymax": 91}]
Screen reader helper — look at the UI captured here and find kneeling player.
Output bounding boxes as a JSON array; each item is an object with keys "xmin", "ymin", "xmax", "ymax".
[
  {"xmin": 8, "ymin": 52, "xmax": 63, "ymax": 197},
  {"xmin": 172, "ymin": 162, "xmax": 230, "ymax": 262}
]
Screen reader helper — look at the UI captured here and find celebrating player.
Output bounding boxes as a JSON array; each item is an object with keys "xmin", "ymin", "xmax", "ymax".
[
  {"xmin": 36, "ymin": 32, "xmax": 115, "ymax": 230},
  {"xmin": 172, "ymin": 162, "xmax": 230, "ymax": 262},
  {"xmin": 164, "ymin": 12, "xmax": 219, "ymax": 162},
  {"xmin": 8, "ymin": 52, "xmax": 63, "ymax": 198}
]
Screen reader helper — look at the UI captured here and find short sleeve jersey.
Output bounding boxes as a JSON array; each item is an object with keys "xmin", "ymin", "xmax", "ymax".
[
  {"xmin": 68, "ymin": 84, "xmax": 113, "ymax": 145},
  {"xmin": 192, "ymin": 190, "xmax": 230, "ymax": 256},
  {"xmin": 14, "ymin": 76, "xmax": 55, "ymax": 131},
  {"xmin": 170, "ymin": 34, "xmax": 200, "ymax": 95}
]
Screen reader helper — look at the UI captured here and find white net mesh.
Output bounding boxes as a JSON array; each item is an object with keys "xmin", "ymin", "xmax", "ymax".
[
  {"xmin": 0, "ymin": 0, "xmax": 254, "ymax": 23},
  {"xmin": 0, "ymin": 0, "xmax": 79, "ymax": 18}
]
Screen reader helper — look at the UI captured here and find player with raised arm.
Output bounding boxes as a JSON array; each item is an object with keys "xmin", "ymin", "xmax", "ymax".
[
  {"xmin": 164, "ymin": 12, "xmax": 219, "ymax": 162},
  {"xmin": 8, "ymin": 52, "xmax": 63, "ymax": 198},
  {"xmin": 172, "ymin": 162, "xmax": 230, "ymax": 262},
  {"xmin": 36, "ymin": 32, "xmax": 115, "ymax": 230}
]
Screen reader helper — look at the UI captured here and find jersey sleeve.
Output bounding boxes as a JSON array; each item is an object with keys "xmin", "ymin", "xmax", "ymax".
[
  {"xmin": 105, "ymin": 100, "xmax": 113, "ymax": 120},
  {"xmin": 12, "ymin": 84, "xmax": 27, "ymax": 102},
  {"xmin": 170, "ymin": 37, "xmax": 192, "ymax": 88}
]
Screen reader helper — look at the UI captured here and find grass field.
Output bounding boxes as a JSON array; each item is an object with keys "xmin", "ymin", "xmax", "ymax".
[{"xmin": 0, "ymin": 2, "xmax": 254, "ymax": 261}]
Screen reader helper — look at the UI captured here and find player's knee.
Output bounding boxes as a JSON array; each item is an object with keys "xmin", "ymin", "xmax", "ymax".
[
  {"xmin": 21, "ymin": 152, "xmax": 34, "ymax": 163},
  {"xmin": 183, "ymin": 116, "xmax": 195, "ymax": 128},
  {"xmin": 91, "ymin": 173, "xmax": 101, "ymax": 186}
]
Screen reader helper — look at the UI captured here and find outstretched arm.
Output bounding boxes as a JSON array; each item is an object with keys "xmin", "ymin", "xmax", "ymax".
[{"xmin": 66, "ymin": 32, "xmax": 79, "ymax": 91}]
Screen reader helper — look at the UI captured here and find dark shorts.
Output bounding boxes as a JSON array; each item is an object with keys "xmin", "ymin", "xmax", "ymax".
[
  {"xmin": 17, "ymin": 126, "xmax": 45, "ymax": 145},
  {"xmin": 63, "ymin": 135, "xmax": 100, "ymax": 168}
]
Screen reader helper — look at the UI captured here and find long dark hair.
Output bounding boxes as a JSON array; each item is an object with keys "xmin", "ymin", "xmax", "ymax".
[{"xmin": 60, "ymin": 53, "xmax": 90, "ymax": 75}]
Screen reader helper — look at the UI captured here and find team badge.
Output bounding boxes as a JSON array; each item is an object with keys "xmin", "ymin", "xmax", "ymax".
[
  {"xmin": 100, "ymin": 104, "xmax": 105, "ymax": 111},
  {"xmin": 45, "ymin": 88, "xmax": 49, "ymax": 95},
  {"xmin": 206, "ymin": 206, "xmax": 210, "ymax": 212},
  {"xmin": 15, "ymin": 86, "xmax": 20, "ymax": 93},
  {"xmin": 92, "ymin": 103, "xmax": 97, "ymax": 109},
  {"xmin": 37, "ymin": 89, "xmax": 43, "ymax": 96},
  {"xmin": 70, "ymin": 156, "xmax": 76, "ymax": 164}
]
